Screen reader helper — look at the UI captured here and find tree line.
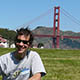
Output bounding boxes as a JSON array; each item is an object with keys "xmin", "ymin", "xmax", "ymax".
[{"xmin": 0, "ymin": 28, "xmax": 16, "ymax": 47}]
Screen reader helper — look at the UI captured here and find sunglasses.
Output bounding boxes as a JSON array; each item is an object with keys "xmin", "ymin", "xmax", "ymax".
[{"xmin": 16, "ymin": 39, "xmax": 30, "ymax": 44}]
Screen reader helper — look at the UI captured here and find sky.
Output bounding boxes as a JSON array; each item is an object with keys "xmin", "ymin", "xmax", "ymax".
[{"xmin": 0, "ymin": 0, "xmax": 80, "ymax": 32}]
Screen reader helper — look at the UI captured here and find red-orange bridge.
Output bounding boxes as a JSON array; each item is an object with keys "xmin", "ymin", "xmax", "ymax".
[{"xmin": 34, "ymin": 6, "xmax": 80, "ymax": 48}]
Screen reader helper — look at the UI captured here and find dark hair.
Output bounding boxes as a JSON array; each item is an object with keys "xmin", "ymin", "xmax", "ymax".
[{"xmin": 15, "ymin": 27, "xmax": 34, "ymax": 45}]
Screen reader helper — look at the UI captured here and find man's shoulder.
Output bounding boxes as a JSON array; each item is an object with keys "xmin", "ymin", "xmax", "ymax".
[
  {"xmin": 28, "ymin": 50, "xmax": 41, "ymax": 60},
  {"xmin": 0, "ymin": 52, "xmax": 11, "ymax": 61},
  {"xmin": 30, "ymin": 50, "xmax": 39, "ymax": 56}
]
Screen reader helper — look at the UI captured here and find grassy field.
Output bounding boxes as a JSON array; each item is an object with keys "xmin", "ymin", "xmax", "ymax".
[{"xmin": 0, "ymin": 48, "xmax": 80, "ymax": 80}]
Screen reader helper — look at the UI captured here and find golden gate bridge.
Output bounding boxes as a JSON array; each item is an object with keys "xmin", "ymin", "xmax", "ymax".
[
  {"xmin": 34, "ymin": 6, "xmax": 80, "ymax": 48},
  {"xmin": 17, "ymin": 6, "xmax": 80, "ymax": 48}
]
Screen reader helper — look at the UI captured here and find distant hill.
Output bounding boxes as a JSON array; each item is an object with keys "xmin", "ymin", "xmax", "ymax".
[
  {"xmin": 32, "ymin": 26, "xmax": 80, "ymax": 49},
  {"xmin": 0, "ymin": 27, "xmax": 80, "ymax": 49}
]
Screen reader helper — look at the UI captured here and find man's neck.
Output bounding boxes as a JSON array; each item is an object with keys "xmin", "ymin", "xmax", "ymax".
[{"xmin": 14, "ymin": 51, "xmax": 26, "ymax": 60}]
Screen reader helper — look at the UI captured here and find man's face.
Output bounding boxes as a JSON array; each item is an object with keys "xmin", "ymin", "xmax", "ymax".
[{"xmin": 15, "ymin": 35, "xmax": 30, "ymax": 54}]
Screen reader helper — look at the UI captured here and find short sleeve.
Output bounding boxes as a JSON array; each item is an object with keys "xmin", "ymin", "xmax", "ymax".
[{"xmin": 31, "ymin": 52, "xmax": 46, "ymax": 77}]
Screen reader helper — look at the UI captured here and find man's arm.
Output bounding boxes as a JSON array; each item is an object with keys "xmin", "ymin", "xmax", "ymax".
[{"xmin": 28, "ymin": 73, "xmax": 41, "ymax": 80}]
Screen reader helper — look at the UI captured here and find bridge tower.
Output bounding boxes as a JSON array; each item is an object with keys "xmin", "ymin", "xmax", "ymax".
[{"xmin": 53, "ymin": 6, "xmax": 60, "ymax": 48}]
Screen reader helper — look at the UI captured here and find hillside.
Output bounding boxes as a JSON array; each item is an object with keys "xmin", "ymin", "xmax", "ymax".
[
  {"xmin": 0, "ymin": 27, "xmax": 80, "ymax": 49},
  {"xmin": 32, "ymin": 26, "xmax": 80, "ymax": 49}
]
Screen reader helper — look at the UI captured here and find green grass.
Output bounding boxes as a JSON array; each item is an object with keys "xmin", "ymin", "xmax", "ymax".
[
  {"xmin": 0, "ymin": 48, "xmax": 15, "ymax": 56},
  {"xmin": 32, "ymin": 49, "xmax": 80, "ymax": 80},
  {"xmin": 0, "ymin": 48, "xmax": 80, "ymax": 80}
]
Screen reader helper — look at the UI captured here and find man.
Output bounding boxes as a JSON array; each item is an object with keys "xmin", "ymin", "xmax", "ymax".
[{"xmin": 0, "ymin": 27, "xmax": 46, "ymax": 80}]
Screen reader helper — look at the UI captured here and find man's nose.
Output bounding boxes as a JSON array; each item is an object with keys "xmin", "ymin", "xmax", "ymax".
[{"xmin": 19, "ymin": 41, "xmax": 24, "ymax": 45}]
